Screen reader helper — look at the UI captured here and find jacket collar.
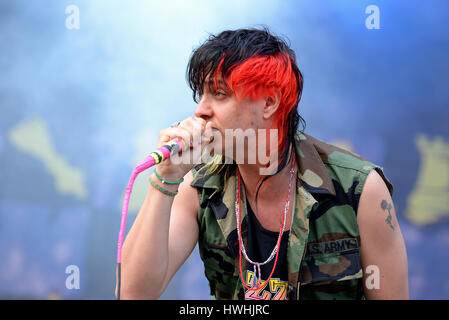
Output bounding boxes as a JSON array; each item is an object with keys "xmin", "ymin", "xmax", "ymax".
[{"xmin": 294, "ymin": 132, "xmax": 336, "ymax": 197}]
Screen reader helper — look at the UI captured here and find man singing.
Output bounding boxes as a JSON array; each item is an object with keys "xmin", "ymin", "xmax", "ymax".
[{"xmin": 117, "ymin": 27, "xmax": 409, "ymax": 300}]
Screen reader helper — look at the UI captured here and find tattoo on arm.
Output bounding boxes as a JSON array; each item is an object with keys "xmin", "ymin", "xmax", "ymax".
[{"xmin": 380, "ymin": 199, "xmax": 395, "ymax": 230}]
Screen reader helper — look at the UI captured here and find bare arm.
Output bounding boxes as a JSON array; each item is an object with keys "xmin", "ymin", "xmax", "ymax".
[
  {"xmin": 116, "ymin": 116, "xmax": 212, "ymax": 299},
  {"xmin": 357, "ymin": 169, "xmax": 409, "ymax": 299},
  {"xmin": 117, "ymin": 170, "xmax": 199, "ymax": 299}
]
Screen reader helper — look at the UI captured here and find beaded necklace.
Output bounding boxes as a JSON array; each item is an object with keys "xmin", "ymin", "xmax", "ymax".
[{"xmin": 235, "ymin": 155, "xmax": 296, "ymax": 292}]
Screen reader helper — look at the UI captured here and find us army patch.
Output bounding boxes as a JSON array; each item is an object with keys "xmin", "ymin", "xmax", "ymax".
[{"xmin": 307, "ymin": 238, "xmax": 359, "ymax": 256}]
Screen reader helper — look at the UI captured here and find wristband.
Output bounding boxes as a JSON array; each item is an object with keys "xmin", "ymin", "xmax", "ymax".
[
  {"xmin": 149, "ymin": 178, "xmax": 178, "ymax": 197},
  {"xmin": 154, "ymin": 169, "xmax": 184, "ymax": 185}
]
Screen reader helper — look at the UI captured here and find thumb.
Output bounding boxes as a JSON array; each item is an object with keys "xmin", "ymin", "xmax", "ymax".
[
  {"xmin": 200, "ymin": 122, "xmax": 216, "ymax": 149},
  {"xmin": 205, "ymin": 121, "xmax": 214, "ymax": 132},
  {"xmin": 203, "ymin": 122, "xmax": 215, "ymax": 142}
]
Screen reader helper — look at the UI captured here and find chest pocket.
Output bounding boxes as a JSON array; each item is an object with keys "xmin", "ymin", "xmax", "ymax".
[{"xmin": 298, "ymin": 238, "xmax": 364, "ymax": 300}]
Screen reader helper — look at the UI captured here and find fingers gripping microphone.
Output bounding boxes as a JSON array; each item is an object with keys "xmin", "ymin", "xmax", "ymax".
[{"xmin": 116, "ymin": 137, "xmax": 188, "ymax": 299}]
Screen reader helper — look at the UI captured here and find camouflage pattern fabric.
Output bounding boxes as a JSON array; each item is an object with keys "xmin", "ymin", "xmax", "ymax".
[{"xmin": 190, "ymin": 131, "xmax": 394, "ymax": 300}]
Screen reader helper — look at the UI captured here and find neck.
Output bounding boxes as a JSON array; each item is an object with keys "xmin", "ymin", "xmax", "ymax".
[{"xmin": 237, "ymin": 143, "xmax": 296, "ymax": 204}]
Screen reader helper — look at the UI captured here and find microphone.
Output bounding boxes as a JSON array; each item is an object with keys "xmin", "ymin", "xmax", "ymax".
[
  {"xmin": 140, "ymin": 137, "xmax": 189, "ymax": 171},
  {"xmin": 115, "ymin": 136, "xmax": 188, "ymax": 299}
]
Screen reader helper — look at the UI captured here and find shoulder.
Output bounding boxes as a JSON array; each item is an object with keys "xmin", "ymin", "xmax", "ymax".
[
  {"xmin": 362, "ymin": 169, "xmax": 393, "ymax": 198},
  {"xmin": 357, "ymin": 169, "xmax": 396, "ymax": 224},
  {"xmin": 302, "ymin": 133, "xmax": 394, "ymax": 198},
  {"xmin": 304, "ymin": 133, "xmax": 378, "ymax": 173}
]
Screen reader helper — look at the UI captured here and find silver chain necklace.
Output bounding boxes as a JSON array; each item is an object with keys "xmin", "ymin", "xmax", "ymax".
[{"xmin": 235, "ymin": 155, "xmax": 296, "ymax": 289}]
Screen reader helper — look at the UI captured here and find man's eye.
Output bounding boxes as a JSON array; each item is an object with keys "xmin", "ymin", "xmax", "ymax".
[{"xmin": 215, "ymin": 91, "xmax": 226, "ymax": 97}]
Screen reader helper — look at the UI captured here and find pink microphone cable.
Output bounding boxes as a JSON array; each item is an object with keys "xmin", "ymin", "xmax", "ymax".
[{"xmin": 116, "ymin": 137, "xmax": 187, "ymax": 299}]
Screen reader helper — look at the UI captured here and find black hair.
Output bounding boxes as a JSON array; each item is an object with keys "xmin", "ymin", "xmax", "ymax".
[{"xmin": 186, "ymin": 26, "xmax": 306, "ymax": 176}]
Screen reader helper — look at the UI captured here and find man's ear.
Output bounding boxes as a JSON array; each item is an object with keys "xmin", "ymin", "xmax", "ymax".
[{"xmin": 262, "ymin": 93, "xmax": 280, "ymax": 119}]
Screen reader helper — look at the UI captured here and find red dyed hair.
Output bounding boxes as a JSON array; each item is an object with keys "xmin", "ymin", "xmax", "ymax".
[{"xmin": 215, "ymin": 53, "xmax": 301, "ymax": 154}]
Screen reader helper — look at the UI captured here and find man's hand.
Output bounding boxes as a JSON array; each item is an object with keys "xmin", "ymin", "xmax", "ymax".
[{"xmin": 156, "ymin": 116, "xmax": 214, "ymax": 181}]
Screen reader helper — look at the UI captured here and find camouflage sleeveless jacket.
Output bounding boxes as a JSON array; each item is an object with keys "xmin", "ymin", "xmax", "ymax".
[{"xmin": 190, "ymin": 132, "xmax": 394, "ymax": 300}]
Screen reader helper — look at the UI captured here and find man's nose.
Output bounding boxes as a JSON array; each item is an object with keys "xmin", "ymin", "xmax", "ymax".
[{"xmin": 194, "ymin": 96, "xmax": 213, "ymax": 119}]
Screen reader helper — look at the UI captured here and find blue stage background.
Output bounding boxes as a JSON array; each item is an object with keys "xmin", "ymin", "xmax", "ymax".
[{"xmin": 0, "ymin": 0, "xmax": 448, "ymax": 299}]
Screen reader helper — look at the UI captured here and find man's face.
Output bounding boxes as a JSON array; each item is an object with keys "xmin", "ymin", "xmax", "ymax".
[{"xmin": 193, "ymin": 76, "xmax": 269, "ymax": 163}]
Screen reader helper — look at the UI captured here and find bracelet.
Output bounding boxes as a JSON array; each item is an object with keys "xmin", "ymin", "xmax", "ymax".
[
  {"xmin": 149, "ymin": 178, "xmax": 178, "ymax": 197},
  {"xmin": 154, "ymin": 169, "xmax": 184, "ymax": 185}
]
